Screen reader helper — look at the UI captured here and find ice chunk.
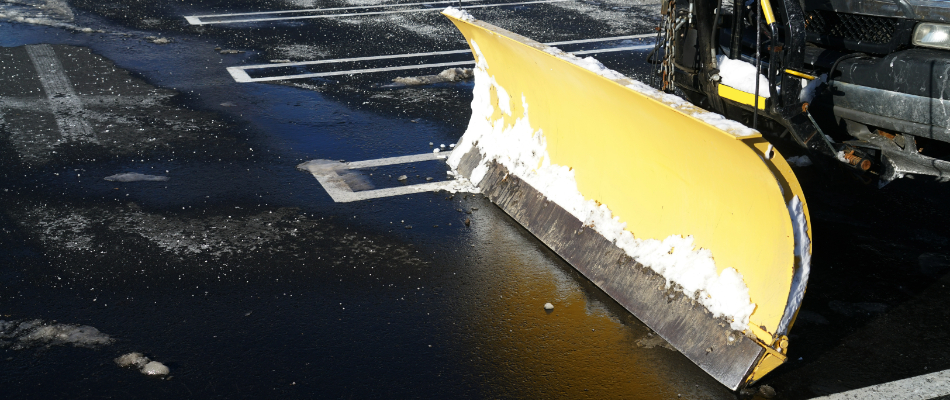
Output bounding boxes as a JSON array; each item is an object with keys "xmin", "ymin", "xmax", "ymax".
[
  {"xmin": 104, "ymin": 173, "xmax": 169, "ymax": 182},
  {"xmin": 115, "ymin": 352, "xmax": 150, "ymax": 369},
  {"xmin": 141, "ymin": 361, "xmax": 170, "ymax": 376},
  {"xmin": 116, "ymin": 352, "xmax": 170, "ymax": 376},
  {"xmin": 543, "ymin": 303, "xmax": 554, "ymax": 310}
]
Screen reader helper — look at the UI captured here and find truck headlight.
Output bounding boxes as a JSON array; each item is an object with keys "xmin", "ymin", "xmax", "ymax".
[{"xmin": 913, "ymin": 22, "xmax": 950, "ymax": 50}]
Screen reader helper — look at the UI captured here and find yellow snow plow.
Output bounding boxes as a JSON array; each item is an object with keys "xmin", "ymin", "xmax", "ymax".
[{"xmin": 442, "ymin": 11, "xmax": 812, "ymax": 390}]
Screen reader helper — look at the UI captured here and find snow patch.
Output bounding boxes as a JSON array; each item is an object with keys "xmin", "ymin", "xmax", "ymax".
[
  {"xmin": 391, "ymin": 68, "xmax": 473, "ymax": 86},
  {"xmin": 442, "ymin": 7, "xmax": 475, "ymax": 22},
  {"xmin": 835, "ymin": 150, "xmax": 849, "ymax": 163},
  {"xmin": 0, "ymin": 0, "xmax": 97, "ymax": 31},
  {"xmin": 104, "ymin": 172, "xmax": 169, "ymax": 182},
  {"xmin": 716, "ymin": 55, "xmax": 770, "ymax": 98},
  {"xmin": 448, "ymin": 39, "xmax": 758, "ymax": 331},
  {"xmin": 0, "ymin": 319, "xmax": 113, "ymax": 349}
]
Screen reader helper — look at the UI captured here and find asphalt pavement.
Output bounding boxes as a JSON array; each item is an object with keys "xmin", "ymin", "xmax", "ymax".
[{"xmin": 1, "ymin": 0, "xmax": 949, "ymax": 399}]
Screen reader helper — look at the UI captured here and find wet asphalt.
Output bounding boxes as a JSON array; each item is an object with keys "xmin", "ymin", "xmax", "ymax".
[{"xmin": 1, "ymin": 0, "xmax": 949, "ymax": 399}]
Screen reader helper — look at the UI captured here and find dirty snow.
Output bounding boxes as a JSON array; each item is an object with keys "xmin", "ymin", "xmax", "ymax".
[
  {"xmin": 448, "ymin": 39, "xmax": 758, "ymax": 331},
  {"xmin": 115, "ymin": 352, "xmax": 150, "ymax": 368},
  {"xmin": 104, "ymin": 172, "xmax": 169, "ymax": 182},
  {"xmin": 392, "ymin": 68, "xmax": 473, "ymax": 86},
  {"xmin": 0, "ymin": 319, "xmax": 113, "ymax": 349},
  {"xmin": 716, "ymin": 55, "xmax": 771, "ymax": 98}
]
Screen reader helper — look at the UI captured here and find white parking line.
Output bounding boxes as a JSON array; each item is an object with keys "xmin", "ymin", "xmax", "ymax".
[
  {"xmin": 228, "ymin": 43, "xmax": 654, "ymax": 82},
  {"xmin": 25, "ymin": 44, "xmax": 96, "ymax": 143},
  {"xmin": 231, "ymin": 60, "xmax": 473, "ymax": 82},
  {"xmin": 186, "ymin": 0, "xmax": 486, "ymax": 20},
  {"xmin": 572, "ymin": 44, "xmax": 654, "ymax": 55},
  {"xmin": 185, "ymin": 0, "xmax": 572, "ymax": 25},
  {"xmin": 810, "ymin": 369, "xmax": 950, "ymax": 400},
  {"xmin": 231, "ymin": 34, "xmax": 655, "ymax": 71},
  {"xmin": 299, "ymin": 152, "xmax": 461, "ymax": 202}
]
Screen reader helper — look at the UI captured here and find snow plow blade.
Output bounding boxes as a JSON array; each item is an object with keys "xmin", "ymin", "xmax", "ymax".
[{"xmin": 443, "ymin": 11, "xmax": 813, "ymax": 390}]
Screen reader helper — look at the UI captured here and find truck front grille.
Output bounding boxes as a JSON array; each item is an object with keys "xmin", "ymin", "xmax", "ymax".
[{"xmin": 804, "ymin": 10, "xmax": 898, "ymax": 45}]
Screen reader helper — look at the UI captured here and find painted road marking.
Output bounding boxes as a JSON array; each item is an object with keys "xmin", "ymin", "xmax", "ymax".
[
  {"xmin": 232, "ymin": 61, "xmax": 472, "ymax": 82},
  {"xmin": 301, "ymin": 151, "xmax": 467, "ymax": 202},
  {"xmin": 25, "ymin": 44, "xmax": 96, "ymax": 143},
  {"xmin": 185, "ymin": 0, "xmax": 486, "ymax": 23},
  {"xmin": 230, "ymin": 34, "xmax": 655, "ymax": 71},
  {"xmin": 229, "ymin": 43, "xmax": 654, "ymax": 82},
  {"xmin": 810, "ymin": 369, "xmax": 950, "ymax": 400},
  {"xmin": 185, "ymin": 0, "xmax": 573, "ymax": 25}
]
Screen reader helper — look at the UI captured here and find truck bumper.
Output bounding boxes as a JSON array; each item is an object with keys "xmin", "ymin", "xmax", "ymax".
[{"xmin": 828, "ymin": 48, "xmax": 950, "ymax": 142}]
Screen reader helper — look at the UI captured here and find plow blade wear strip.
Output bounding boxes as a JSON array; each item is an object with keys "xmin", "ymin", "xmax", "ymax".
[{"xmin": 443, "ymin": 10, "xmax": 812, "ymax": 390}]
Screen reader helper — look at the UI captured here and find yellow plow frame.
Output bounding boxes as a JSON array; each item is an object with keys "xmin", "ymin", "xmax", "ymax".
[{"xmin": 444, "ymin": 12, "xmax": 812, "ymax": 389}]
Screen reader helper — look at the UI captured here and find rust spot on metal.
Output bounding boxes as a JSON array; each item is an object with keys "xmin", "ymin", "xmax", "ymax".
[
  {"xmin": 843, "ymin": 149, "xmax": 872, "ymax": 171},
  {"xmin": 876, "ymin": 129, "xmax": 896, "ymax": 140}
]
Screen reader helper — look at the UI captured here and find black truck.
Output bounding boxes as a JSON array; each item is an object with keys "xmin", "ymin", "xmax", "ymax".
[{"xmin": 664, "ymin": 0, "xmax": 950, "ymax": 184}]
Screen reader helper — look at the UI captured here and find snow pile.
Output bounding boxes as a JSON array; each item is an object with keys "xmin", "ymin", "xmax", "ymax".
[
  {"xmin": 115, "ymin": 352, "xmax": 170, "ymax": 376},
  {"xmin": 443, "ymin": 170, "xmax": 480, "ymax": 193},
  {"xmin": 104, "ymin": 172, "xmax": 169, "ymax": 182},
  {"xmin": 448, "ymin": 40, "xmax": 758, "ymax": 331},
  {"xmin": 442, "ymin": 7, "xmax": 475, "ymax": 22},
  {"xmin": 0, "ymin": 319, "xmax": 113, "ymax": 349},
  {"xmin": 785, "ymin": 155, "xmax": 813, "ymax": 167},
  {"xmin": 716, "ymin": 55, "xmax": 771, "ymax": 98}
]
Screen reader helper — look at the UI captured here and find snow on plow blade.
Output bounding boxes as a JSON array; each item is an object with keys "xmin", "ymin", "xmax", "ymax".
[{"xmin": 443, "ymin": 11, "xmax": 813, "ymax": 390}]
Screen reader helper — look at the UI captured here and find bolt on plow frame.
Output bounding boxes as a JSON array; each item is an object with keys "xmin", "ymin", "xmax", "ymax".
[{"xmin": 442, "ymin": 10, "xmax": 813, "ymax": 390}]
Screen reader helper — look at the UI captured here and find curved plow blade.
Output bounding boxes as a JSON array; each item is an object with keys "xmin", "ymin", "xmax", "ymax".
[{"xmin": 443, "ymin": 11, "xmax": 813, "ymax": 389}]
